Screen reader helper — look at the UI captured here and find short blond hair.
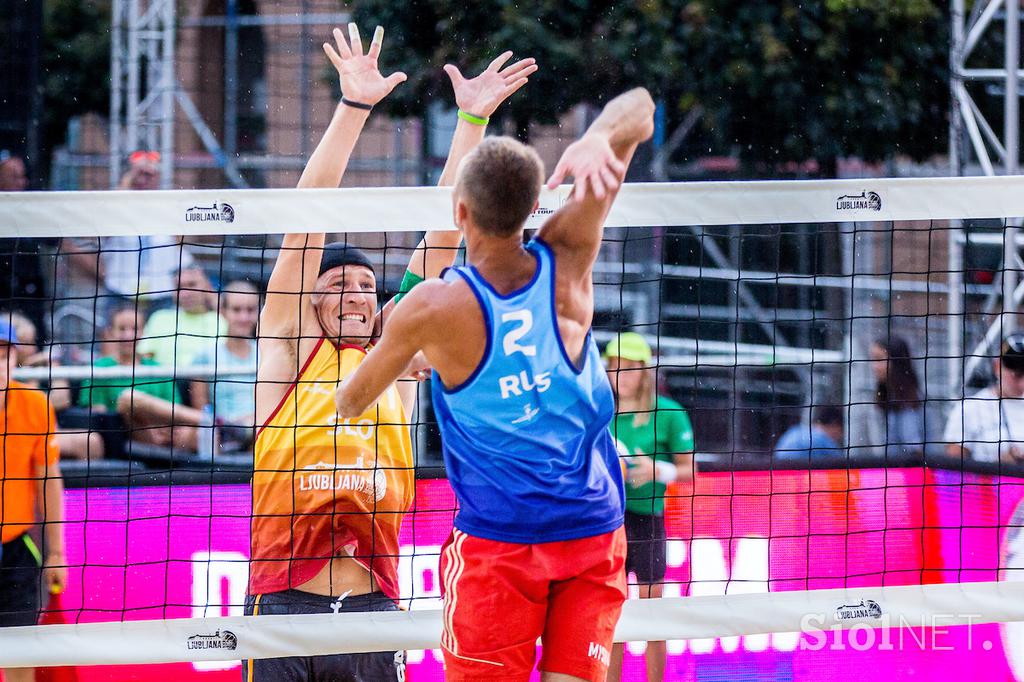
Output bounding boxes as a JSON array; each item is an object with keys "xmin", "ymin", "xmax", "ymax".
[{"xmin": 456, "ymin": 136, "xmax": 544, "ymax": 236}]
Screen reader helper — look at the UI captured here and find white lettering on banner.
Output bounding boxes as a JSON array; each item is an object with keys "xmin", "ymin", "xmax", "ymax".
[
  {"xmin": 660, "ymin": 540, "xmax": 688, "ymax": 657},
  {"xmin": 182, "ymin": 538, "xmax": 793, "ymax": 668},
  {"xmin": 176, "ymin": 537, "xmax": 800, "ymax": 671},
  {"xmin": 396, "ymin": 536, "xmax": 794, "ymax": 663},
  {"xmin": 190, "ymin": 551, "xmax": 248, "ymax": 672},
  {"xmin": 721, "ymin": 537, "xmax": 770, "ymax": 653},
  {"xmin": 624, "ymin": 537, "xmax": 798, "ymax": 656},
  {"xmin": 688, "ymin": 539, "xmax": 730, "ymax": 654},
  {"xmin": 501, "ymin": 310, "xmax": 536, "ymax": 357},
  {"xmin": 398, "ymin": 545, "xmax": 444, "ymax": 665}
]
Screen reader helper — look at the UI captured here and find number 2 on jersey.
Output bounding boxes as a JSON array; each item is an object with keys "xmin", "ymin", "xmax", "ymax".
[{"xmin": 501, "ymin": 310, "xmax": 536, "ymax": 357}]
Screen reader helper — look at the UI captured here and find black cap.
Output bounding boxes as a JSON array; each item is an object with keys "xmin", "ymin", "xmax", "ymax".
[
  {"xmin": 1003, "ymin": 333, "xmax": 1024, "ymax": 373},
  {"xmin": 318, "ymin": 242, "xmax": 375, "ymax": 277}
]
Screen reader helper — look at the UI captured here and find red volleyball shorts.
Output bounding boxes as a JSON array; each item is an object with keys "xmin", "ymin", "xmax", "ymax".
[{"xmin": 439, "ymin": 526, "xmax": 627, "ymax": 682}]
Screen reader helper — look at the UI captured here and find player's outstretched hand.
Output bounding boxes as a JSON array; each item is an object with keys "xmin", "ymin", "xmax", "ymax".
[
  {"xmin": 444, "ymin": 51, "xmax": 538, "ymax": 119},
  {"xmin": 546, "ymin": 135, "xmax": 627, "ymax": 202},
  {"xmin": 322, "ymin": 23, "xmax": 407, "ymax": 107}
]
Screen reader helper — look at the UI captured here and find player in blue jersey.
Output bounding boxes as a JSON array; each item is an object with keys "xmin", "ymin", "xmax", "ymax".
[{"xmin": 336, "ymin": 87, "xmax": 655, "ymax": 682}]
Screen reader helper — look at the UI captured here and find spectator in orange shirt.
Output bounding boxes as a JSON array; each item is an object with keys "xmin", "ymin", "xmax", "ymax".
[{"xmin": 0, "ymin": 319, "xmax": 67, "ymax": 682}]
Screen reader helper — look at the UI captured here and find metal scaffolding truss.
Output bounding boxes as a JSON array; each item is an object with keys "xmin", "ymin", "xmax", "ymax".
[
  {"xmin": 109, "ymin": 0, "xmax": 353, "ymax": 190},
  {"xmin": 950, "ymin": 0, "xmax": 1023, "ymax": 392},
  {"xmin": 110, "ymin": 0, "xmax": 257, "ymax": 188},
  {"xmin": 109, "ymin": 0, "xmax": 176, "ymax": 188},
  {"xmin": 951, "ymin": 0, "xmax": 1019, "ymax": 175}
]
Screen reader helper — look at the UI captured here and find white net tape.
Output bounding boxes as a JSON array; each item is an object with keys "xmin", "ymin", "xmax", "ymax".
[
  {"xmin": 3, "ymin": 582, "xmax": 1024, "ymax": 667},
  {"xmin": 6, "ymin": 175, "xmax": 1024, "ymax": 237}
]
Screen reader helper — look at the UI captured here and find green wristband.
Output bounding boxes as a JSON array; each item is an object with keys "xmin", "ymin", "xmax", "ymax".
[
  {"xmin": 23, "ymin": 534, "xmax": 43, "ymax": 566},
  {"xmin": 394, "ymin": 269, "xmax": 426, "ymax": 304},
  {"xmin": 457, "ymin": 110, "xmax": 489, "ymax": 126}
]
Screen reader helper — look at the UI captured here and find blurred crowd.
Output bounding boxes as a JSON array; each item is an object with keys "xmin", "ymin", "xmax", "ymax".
[
  {"xmin": 773, "ymin": 333, "xmax": 1024, "ymax": 466},
  {"xmin": 2, "ymin": 150, "xmax": 260, "ymax": 460}
]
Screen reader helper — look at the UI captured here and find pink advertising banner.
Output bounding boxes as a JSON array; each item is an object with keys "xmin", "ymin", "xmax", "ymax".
[{"xmin": 41, "ymin": 468, "xmax": 1024, "ymax": 681}]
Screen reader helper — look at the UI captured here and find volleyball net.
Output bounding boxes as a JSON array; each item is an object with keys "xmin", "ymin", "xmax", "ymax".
[{"xmin": 3, "ymin": 176, "xmax": 1024, "ymax": 678}]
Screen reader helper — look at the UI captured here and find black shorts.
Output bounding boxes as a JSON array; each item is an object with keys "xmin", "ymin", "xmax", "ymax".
[
  {"xmin": 0, "ymin": 533, "xmax": 42, "ymax": 627},
  {"xmin": 242, "ymin": 590, "xmax": 405, "ymax": 682},
  {"xmin": 624, "ymin": 511, "xmax": 667, "ymax": 585}
]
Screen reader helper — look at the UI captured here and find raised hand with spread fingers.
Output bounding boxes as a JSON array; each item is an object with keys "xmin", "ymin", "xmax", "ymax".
[
  {"xmin": 397, "ymin": 49, "xmax": 540, "ymax": 297},
  {"xmin": 322, "ymin": 23, "xmax": 407, "ymax": 108},
  {"xmin": 444, "ymin": 51, "xmax": 538, "ymax": 120}
]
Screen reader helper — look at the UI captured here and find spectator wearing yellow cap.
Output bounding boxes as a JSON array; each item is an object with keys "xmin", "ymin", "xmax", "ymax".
[{"xmin": 603, "ymin": 332, "xmax": 694, "ymax": 682}]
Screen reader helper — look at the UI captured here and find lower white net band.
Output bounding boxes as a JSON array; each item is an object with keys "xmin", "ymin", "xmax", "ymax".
[{"xmin": 3, "ymin": 582, "xmax": 1024, "ymax": 667}]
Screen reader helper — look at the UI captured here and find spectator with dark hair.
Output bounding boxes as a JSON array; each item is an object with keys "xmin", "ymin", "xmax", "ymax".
[
  {"xmin": 0, "ymin": 150, "xmax": 49, "ymax": 340},
  {"xmin": 79, "ymin": 304, "xmax": 203, "ymax": 452},
  {"xmin": 870, "ymin": 336, "xmax": 926, "ymax": 457},
  {"xmin": 0, "ymin": 149, "xmax": 27, "ymax": 191},
  {"xmin": 774, "ymin": 404, "xmax": 844, "ymax": 461},
  {"xmin": 943, "ymin": 333, "xmax": 1024, "ymax": 463}
]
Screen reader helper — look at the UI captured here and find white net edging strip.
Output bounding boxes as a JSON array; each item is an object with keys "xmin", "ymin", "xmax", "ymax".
[
  {"xmin": 2, "ymin": 582, "xmax": 1024, "ymax": 667},
  {"xmin": 6, "ymin": 175, "xmax": 1024, "ymax": 236}
]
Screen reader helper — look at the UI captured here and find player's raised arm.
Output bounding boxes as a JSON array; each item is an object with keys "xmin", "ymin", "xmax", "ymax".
[
  {"xmin": 383, "ymin": 52, "xmax": 538, "ymax": 414},
  {"xmin": 261, "ymin": 24, "xmax": 406, "ymax": 341},
  {"xmin": 537, "ymin": 87, "xmax": 655, "ymax": 276},
  {"xmin": 399, "ymin": 52, "xmax": 538, "ymax": 291}
]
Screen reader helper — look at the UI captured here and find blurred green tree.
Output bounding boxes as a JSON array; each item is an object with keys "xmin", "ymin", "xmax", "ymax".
[
  {"xmin": 350, "ymin": 0, "xmax": 677, "ymax": 137},
  {"xmin": 41, "ymin": 0, "xmax": 110, "ymax": 164},
  {"xmin": 351, "ymin": 0, "xmax": 949, "ymax": 174}
]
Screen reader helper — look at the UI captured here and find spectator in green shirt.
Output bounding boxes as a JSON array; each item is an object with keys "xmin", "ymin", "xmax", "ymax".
[
  {"xmin": 136, "ymin": 266, "xmax": 226, "ymax": 367},
  {"xmin": 79, "ymin": 305, "xmax": 203, "ymax": 451},
  {"xmin": 604, "ymin": 332, "xmax": 695, "ymax": 682}
]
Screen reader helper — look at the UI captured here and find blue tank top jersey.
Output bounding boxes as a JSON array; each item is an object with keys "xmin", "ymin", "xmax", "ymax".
[{"xmin": 431, "ymin": 238, "xmax": 625, "ymax": 544}]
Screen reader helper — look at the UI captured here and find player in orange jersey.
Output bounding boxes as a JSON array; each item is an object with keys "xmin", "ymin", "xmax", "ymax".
[{"xmin": 243, "ymin": 23, "xmax": 536, "ymax": 682}]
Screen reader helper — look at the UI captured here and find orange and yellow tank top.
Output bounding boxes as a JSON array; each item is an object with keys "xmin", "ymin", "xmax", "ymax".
[{"xmin": 249, "ymin": 338, "xmax": 414, "ymax": 599}]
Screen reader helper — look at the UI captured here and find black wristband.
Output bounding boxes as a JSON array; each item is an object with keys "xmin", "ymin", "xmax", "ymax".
[{"xmin": 341, "ymin": 97, "xmax": 373, "ymax": 111}]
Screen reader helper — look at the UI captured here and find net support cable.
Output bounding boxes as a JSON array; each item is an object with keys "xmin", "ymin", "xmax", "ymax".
[{"xmin": 2, "ymin": 581, "xmax": 1022, "ymax": 667}]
